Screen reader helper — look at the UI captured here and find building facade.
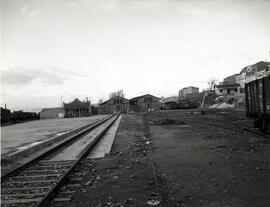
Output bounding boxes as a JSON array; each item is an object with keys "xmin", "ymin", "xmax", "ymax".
[
  {"xmin": 236, "ymin": 61, "xmax": 270, "ymax": 87},
  {"xmin": 63, "ymin": 98, "xmax": 91, "ymax": 118},
  {"xmin": 40, "ymin": 107, "xmax": 64, "ymax": 119},
  {"xmin": 98, "ymin": 96, "xmax": 129, "ymax": 114},
  {"xmin": 214, "ymin": 84, "xmax": 241, "ymax": 96},
  {"xmin": 179, "ymin": 86, "xmax": 199, "ymax": 98},
  {"xmin": 129, "ymin": 94, "xmax": 161, "ymax": 112},
  {"xmin": 214, "ymin": 73, "xmax": 242, "ymax": 96}
]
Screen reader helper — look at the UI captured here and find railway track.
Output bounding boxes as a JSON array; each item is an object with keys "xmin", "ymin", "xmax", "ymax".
[{"xmin": 1, "ymin": 114, "xmax": 120, "ymax": 207}]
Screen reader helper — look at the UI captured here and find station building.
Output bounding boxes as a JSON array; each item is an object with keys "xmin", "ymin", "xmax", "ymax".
[
  {"xmin": 98, "ymin": 96, "xmax": 129, "ymax": 114},
  {"xmin": 40, "ymin": 107, "xmax": 64, "ymax": 119},
  {"xmin": 129, "ymin": 94, "xmax": 161, "ymax": 112},
  {"xmin": 63, "ymin": 98, "xmax": 91, "ymax": 118}
]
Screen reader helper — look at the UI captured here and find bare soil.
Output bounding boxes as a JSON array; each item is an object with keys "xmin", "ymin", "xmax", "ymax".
[
  {"xmin": 51, "ymin": 111, "xmax": 270, "ymax": 207},
  {"xmin": 148, "ymin": 110, "xmax": 270, "ymax": 207}
]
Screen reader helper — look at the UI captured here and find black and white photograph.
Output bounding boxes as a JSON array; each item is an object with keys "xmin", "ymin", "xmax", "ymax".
[{"xmin": 1, "ymin": 0, "xmax": 270, "ymax": 206}]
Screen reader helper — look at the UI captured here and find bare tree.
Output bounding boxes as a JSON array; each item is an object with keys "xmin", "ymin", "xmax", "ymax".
[
  {"xmin": 207, "ymin": 78, "xmax": 217, "ymax": 90},
  {"xmin": 109, "ymin": 89, "xmax": 124, "ymax": 99}
]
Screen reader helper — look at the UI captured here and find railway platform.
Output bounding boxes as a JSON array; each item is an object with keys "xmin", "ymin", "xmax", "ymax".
[{"xmin": 1, "ymin": 115, "xmax": 109, "ymax": 158}]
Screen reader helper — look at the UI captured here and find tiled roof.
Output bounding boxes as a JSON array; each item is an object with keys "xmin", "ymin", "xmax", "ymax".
[{"xmin": 100, "ymin": 96, "xmax": 128, "ymax": 105}]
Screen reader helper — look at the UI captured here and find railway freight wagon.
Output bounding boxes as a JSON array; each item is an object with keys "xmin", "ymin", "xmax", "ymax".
[{"xmin": 245, "ymin": 74, "xmax": 270, "ymax": 133}]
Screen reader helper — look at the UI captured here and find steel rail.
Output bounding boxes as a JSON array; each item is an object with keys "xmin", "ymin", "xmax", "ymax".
[
  {"xmin": 37, "ymin": 114, "xmax": 120, "ymax": 207},
  {"xmin": 1, "ymin": 114, "xmax": 120, "ymax": 207}
]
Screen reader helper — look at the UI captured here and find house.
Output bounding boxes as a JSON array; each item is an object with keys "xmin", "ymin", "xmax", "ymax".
[
  {"xmin": 40, "ymin": 107, "xmax": 64, "ymax": 119},
  {"xmin": 160, "ymin": 97, "xmax": 179, "ymax": 110},
  {"xmin": 129, "ymin": 94, "xmax": 161, "ymax": 112},
  {"xmin": 214, "ymin": 74, "xmax": 242, "ymax": 96},
  {"xmin": 179, "ymin": 86, "xmax": 199, "ymax": 98},
  {"xmin": 63, "ymin": 98, "xmax": 91, "ymax": 118},
  {"xmin": 214, "ymin": 83, "xmax": 241, "ymax": 96},
  {"xmin": 214, "ymin": 73, "xmax": 245, "ymax": 105},
  {"xmin": 98, "ymin": 96, "xmax": 129, "ymax": 114}
]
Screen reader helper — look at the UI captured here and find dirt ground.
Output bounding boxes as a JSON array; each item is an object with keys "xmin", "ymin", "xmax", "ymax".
[
  {"xmin": 53, "ymin": 110, "xmax": 270, "ymax": 207},
  {"xmin": 148, "ymin": 111, "xmax": 270, "ymax": 207}
]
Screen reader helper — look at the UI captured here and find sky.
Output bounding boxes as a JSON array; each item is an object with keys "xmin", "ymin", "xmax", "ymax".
[{"xmin": 1, "ymin": 0, "xmax": 270, "ymax": 111}]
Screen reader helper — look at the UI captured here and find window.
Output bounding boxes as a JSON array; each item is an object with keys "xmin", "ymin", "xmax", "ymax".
[
  {"xmin": 220, "ymin": 90, "xmax": 223, "ymax": 93},
  {"xmin": 144, "ymin": 97, "xmax": 153, "ymax": 102},
  {"xmin": 234, "ymin": 89, "xmax": 238, "ymax": 92}
]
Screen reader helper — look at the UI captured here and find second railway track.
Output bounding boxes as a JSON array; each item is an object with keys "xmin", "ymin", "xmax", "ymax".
[{"xmin": 1, "ymin": 114, "xmax": 120, "ymax": 207}]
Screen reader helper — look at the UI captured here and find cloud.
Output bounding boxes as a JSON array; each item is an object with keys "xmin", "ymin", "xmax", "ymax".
[
  {"xmin": 21, "ymin": 4, "xmax": 28, "ymax": 14},
  {"xmin": 1, "ymin": 66, "xmax": 70, "ymax": 87},
  {"xmin": 29, "ymin": 11, "xmax": 40, "ymax": 17}
]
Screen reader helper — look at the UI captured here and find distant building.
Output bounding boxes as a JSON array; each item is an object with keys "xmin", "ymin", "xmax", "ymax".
[
  {"xmin": 161, "ymin": 97, "xmax": 179, "ymax": 110},
  {"xmin": 63, "ymin": 98, "xmax": 91, "ymax": 118},
  {"xmin": 214, "ymin": 74, "xmax": 242, "ymax": 96},
  {"xmin": 214, "ymin": 73, "xmax": 244, "ymax": 105},
  {"xmin": 214, "ymin": 84, "xmax": 241, "ymax": 96},
  {"xmin": 40, "ymin": 107, "xmax": 64, "ymax": 119},
  {"xmin": 179, "ymin": 86, "xmax": 199, "ymax": 98},
  {"xmin": 223, "ymin": 74, "xmax": 238, "ymax": 85},
  {"xmin": 129, "ymin": 94, "xmax": 161, "ymax": 112},
  {"xmin": 98, "ymin": 96, "xmax": 129, "ymax": 114},
  {"xmin": 90, "ymin": 105, "xmax": 98, "ymax": 115}
]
